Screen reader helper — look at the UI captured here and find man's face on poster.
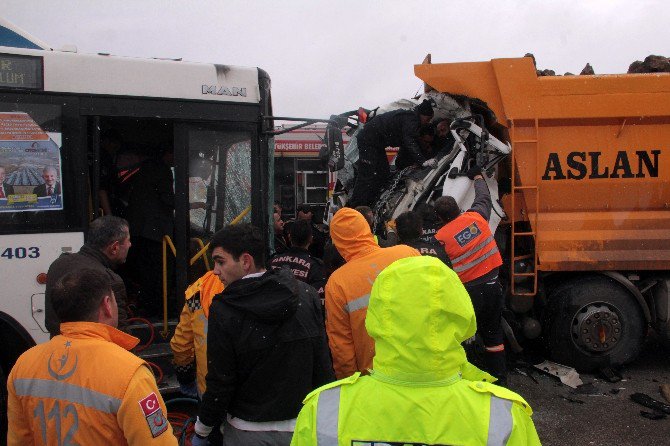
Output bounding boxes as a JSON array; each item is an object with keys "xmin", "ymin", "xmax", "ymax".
[
  {"xmin": 0, "ymin": 167, "xmax": 6, "ymax": 183},
  {"xmin": 42, "ymin": 168, "xmax": 57, "ymax": 186}
]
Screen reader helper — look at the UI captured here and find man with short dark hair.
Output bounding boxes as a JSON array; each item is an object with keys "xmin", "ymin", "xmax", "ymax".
[
  {"xmin": 45, "ymin": 215, "xmax": 131, "ymax": 337},
  {"xmin": 415, "ymin": 202, "xmax": 442, "ymax": 243},
  {"xmin": 296, "ymin": 203, "xmax": 326, "ymax": 259},
  {"xmin": 7, "ymin": 268, "xmax": 177, "ymax": 445},
  {"xmin": 434, "ymin": 166, "xmax": 507, "ymax": 383},
  {"xmin": 395, "ymin": 210, "xmax": 450, "ymax": 266},
  {"xmin": 270, "ymin": 219, "xmax": 327, "ymax": 305},
  {"xmin": 193, "ymin": 224, "xmax": 334, "ymax": 446}
]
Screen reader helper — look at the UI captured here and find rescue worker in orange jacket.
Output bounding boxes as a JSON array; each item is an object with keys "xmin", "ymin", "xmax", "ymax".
[
  {"xmin": 325, "ymin": 207, "xmax": 420, "ymax": 379},
  {"xmin": 434, "ymin": 165, "xmax": 507, "ymax": 383},
  {"xmin": 7, "ymin": 268, "xmax": 177, "ymax": 446},
  {"xmin": 170, "ymin": 270, "xmax": 224, "ymax": 397}
]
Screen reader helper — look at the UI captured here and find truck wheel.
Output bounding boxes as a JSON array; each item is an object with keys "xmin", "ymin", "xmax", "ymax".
[{"xmin": 546, "ymin": 276, "xmax": 645, "ymax": 372}]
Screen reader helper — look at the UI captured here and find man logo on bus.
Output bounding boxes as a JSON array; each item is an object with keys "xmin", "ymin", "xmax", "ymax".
[
  {"xmin": 202, "ymin": 85, "xmax": 247, "ymax": 97},
  {"xmin": 454, "ymin": 222, "xmax": 481, "ymax": 247}
]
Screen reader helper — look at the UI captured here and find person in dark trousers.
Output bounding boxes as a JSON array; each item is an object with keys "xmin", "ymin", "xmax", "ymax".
[
  {"xmin": 395, "ymin": 210, "xmax": 450, "ymax": 266},
  {"xmin": 45, "ymin": 216, "xmax": 131, "ymax": 337},
  {"xmin": 434, "ymin": 166, "xmax": 507, "ymax": 384},
  {"xmin": 125, "ymin": 147, "xmax": 175, "ymax": 317},
  {"xmin": 296, "ymin": 203, "xmax": 327, "ymax": 259},
  {"xmin": 270, "ymin": 219, "xmax": 327, "ymax": 305},
  {"xmin": 192, "ymin": 224, "xmax": 334, "ymax": 446},
  {"xmin": 348, "ymin": 99, "xmax": 435, "ymax": 208}
]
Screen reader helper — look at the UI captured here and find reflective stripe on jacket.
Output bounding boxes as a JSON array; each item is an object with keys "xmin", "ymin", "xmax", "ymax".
[
  {"xmin": 435, "ymin": 211, "xmax": 502, "ymax": 283},
  {"xmin": 170, "ymin": 271, "xmax": 223, "ymax": 394},
  {"xmin": 291, "ymin": 376, "xmax": 539, "ymax": 446},
  {"xmin": 326, "ymin": 208, "xmax": 420, "ymax": 379},
  {"xmin": 7, "ymin": 322, "xmax": 177, "ymax": 446}
]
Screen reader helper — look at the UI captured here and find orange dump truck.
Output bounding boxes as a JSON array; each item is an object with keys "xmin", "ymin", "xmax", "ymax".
[{"xmin": 415, "ymin": 57, "xmax": 670, "ymax": 370}]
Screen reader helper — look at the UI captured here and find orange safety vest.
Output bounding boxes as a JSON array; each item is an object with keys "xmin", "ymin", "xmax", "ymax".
[
  {"xmin": 435, "ymin": 211, "xmax": 502, "ymax": 284},
  {"xmin": 7, "ymin": 322, "xmax": 177, "ymax": 446},
  {"xmin": 170, "ymin": 271, "xmax": 224, "ymax": 394}
]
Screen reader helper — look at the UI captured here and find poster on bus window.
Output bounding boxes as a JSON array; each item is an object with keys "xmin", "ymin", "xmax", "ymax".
[{"xmin": 0, "ymin": 112, "xmax": 63, "ymax": 212}]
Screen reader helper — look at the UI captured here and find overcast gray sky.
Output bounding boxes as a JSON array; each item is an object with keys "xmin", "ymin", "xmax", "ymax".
[{"xmin": 4, "ymin": 1, "xmax": 669, "ymax": 118}]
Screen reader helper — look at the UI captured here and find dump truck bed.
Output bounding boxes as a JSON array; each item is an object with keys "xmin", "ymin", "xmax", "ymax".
[{"xmin": 415, "ymin": 58, "xmax": 670, "ymax": 271}]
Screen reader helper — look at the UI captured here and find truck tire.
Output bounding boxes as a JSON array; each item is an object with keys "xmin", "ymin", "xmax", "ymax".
[{"xmin": 546, "ymin": 275, "xmax": 645, "ymax": 372}]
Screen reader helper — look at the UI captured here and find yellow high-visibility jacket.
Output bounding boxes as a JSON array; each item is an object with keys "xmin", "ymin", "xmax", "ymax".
[
  {"xmin": 292, "ymin": 257, "xmax": 541, "ymax": 446},
  {"xmin": 7, "ymin": 322, "xmax": 177, "ymax": 446},
  {"xmin": 170, "ymin": 270, "xmax": 223, "ymax": 394}
]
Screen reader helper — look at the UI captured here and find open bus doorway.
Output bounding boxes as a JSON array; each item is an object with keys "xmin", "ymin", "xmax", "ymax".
[
  {"xmin": 89, "ymin": 117, "xmax": 177, "ymax": 319},
  {"xmin": 87, "ymin": 116, "xmax": 255, "ymax": 320}
]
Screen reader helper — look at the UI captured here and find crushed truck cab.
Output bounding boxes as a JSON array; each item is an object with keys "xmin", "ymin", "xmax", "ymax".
[{"xmin": 333, "ymin": 56, "xmax": 670, "ymax": 371}]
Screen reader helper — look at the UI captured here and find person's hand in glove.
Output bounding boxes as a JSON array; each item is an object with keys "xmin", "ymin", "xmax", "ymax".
[
  {"xmin": 179, "ymin": 380, "xmax": 198, "ymax": 399},
  {"xmin": 466, "ymin": 165, "xmax": 483, "ymax": 180},
  {"xmin": 422, "ymin": 158, "xmax": 438, "ymax": 169}
]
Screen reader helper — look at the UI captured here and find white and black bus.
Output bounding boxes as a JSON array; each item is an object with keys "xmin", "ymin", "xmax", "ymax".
[{"xmin": 0, "ymin": 18, "xmax": 274, "ymax": 386}]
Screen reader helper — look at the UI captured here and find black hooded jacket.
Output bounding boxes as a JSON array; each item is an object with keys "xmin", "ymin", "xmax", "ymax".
[
  {"xmin": 199, "ymin": 268, "xmax": 334, "ymax": 427},
  {"xmin": 357, "ymin": 109, "xmax": 426, "ymax": 166}
]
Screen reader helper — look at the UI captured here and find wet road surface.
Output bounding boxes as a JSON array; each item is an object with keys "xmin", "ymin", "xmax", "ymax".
[{"xmin": 507, "ymin": 336, "xmax": 670, "ymax": 445}]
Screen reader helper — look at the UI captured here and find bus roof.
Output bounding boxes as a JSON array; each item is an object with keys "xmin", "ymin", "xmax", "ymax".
[{"xmin": 0, "ymin": 19, "xmax": 263, "ymax": 104}]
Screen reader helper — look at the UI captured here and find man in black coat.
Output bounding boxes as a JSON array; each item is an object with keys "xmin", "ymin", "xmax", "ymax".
[
  {"xmin": 45, "ymin": 216, "xmax": 131, "ymax": 337},
  {"xmin": 0, "ymin": 166, "xmax": 14, "ymax": 198},
  {"xmin": 193, "ymin": 224, "xmax": 334, "ymax": 446},
  {"xmin": 270, "ymin": 219, "xmax": 327, "ymax": 305},
  {"xmin": 296, "ymin": 203, "xmax": 327, "ymax": 259},
  {"xmin": 348, "ymin": 100, "xmax": 435, "ymax": 208},
  {"xmin": 395, "ymin": 210, "xmax": 451, "ymax": 267}
]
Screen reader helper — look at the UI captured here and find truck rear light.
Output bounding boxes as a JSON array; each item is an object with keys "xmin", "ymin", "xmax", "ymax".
[{"xmin": 36, "ymin": 273, "xmax": 47, "ymax": 285}]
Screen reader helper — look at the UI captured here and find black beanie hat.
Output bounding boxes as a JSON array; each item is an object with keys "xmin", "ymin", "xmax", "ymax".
[{"xmin": 416, "ymin": 99, "xmax": 434, "ymax": 117}]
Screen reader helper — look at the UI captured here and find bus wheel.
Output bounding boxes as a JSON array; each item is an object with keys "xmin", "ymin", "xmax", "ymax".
[{"xmin": 547, "ymin": 276, "xmax": 645, "ymax": 372}]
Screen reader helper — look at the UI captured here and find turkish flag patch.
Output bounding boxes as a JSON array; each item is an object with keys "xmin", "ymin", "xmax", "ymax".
[
  {"xmin": 139, "ymin": 392, "xmax": 168, "ymax": 437},
  {"xmin": 139, "ymin": 392, "xmax": 160, "ymax": 416}
]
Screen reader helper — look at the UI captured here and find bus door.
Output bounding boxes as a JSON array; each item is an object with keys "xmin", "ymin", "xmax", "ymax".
[
  {"xmin": 0, "ymin": 93, "xmax": 87, "ymax": 346},
  {"xmin": 174, "ymin": 122, "xmax": 260, "ymax": 296}
]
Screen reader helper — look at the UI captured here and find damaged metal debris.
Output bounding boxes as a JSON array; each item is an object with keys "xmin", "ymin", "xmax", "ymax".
[{"xmin": 532, "ymin": 360, "xmax": 583, "ymax": 389}]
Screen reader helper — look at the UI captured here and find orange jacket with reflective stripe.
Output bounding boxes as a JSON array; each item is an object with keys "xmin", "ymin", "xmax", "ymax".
[
  {"xmin": 435, "ymin": 211, "xmax": 503, "ymax": 284},
  {"xmin": 326, "ymin": 208, "xmax": 420, "ymax": 379},
  {"xmin": 7, "ymin": 322, "xmax": 177, "ymax": 446},
  {"xmin": 170, "ymin": 271, "xmax": 224, "ymax": 394}
]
